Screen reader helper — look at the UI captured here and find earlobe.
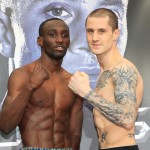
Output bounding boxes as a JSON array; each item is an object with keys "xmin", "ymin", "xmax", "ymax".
[{"xmin": 37, "ymin": 37, "xmax": 43, "ymax": 46}]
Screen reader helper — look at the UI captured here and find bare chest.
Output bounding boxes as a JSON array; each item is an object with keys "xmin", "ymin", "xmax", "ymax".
[
  {"xmin": 29, "ymin": 76, "xmax": 75, "ymax": 110},
  {"xmin": 95, "ymin": 70, "xmax": 115, "ymax": 102},
  {"xmin": 93, "ymin": 70, "xmax": 116, "ymax": 128}
]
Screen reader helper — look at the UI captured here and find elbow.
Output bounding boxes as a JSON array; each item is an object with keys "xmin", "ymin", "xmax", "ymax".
[
  {"xmin": 123, "ymin": 110, "xmax": 137, "ymax": 130},
  {"xmin": 1, "ymin": 127, "xmax": 12, "ymax": 135},
  {"xmin": 1, "ymin": 129, "xmax": 10, "ymax": 135},
  {"xmin": 122, "ymin": 117, "xmax": 136, "ymax": 130},
  {"xmin": 0, "ymin": 114, "xmax": 16, "ymax": 134},
  {"xmin": 0, "ymin": 123, "xmax": 13, "ymax": 134},
  {"xmin": 123, "ymin": 122, "xmax": 134, "ymax": 130}
]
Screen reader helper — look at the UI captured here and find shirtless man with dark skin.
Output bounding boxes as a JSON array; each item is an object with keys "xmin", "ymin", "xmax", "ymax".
[
  {"xmin": 0, "ymin": 18, "xmax": 83, "ymax": 150},
  {"xmin": 69, "ymin": 8, "xmax": 143, "ymax": 150}
]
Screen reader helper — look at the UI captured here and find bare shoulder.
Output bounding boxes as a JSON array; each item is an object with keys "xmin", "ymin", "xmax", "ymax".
[
  {"xmin": 8, "ymin": 62, "xmax": 36, "ymax": 90},
  {"xmin": 61, "ymin": 67, "xmax": 73, "ymax": 79},
  {"xmin": 111, "ymin": 58, "xmax": 141, "ymax": 78},
  {"xmin": 9, "ymin": 65, "xmax": 31, "ymax": 81},
  {"xmin": 111, "ymin": 58, "xmax": 143, "ymax": 107}
]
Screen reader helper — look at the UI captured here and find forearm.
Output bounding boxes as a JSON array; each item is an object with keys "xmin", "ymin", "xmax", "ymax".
[
  {"xmin": 71, "ymin": 134, "xmax": 81, "ymax": 150},
  {"xmin": 0, "ymin": 84, "xmax": 35, "ymax": 133},
  {"xmin": 84, "ymin": 90, "xmax": 136, "ymax": 128}
]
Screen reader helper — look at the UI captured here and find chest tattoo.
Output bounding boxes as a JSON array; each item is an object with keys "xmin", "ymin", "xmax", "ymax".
[{"xmin": 97, "ymin": 70, "xmax": 111, "ymax": 88}]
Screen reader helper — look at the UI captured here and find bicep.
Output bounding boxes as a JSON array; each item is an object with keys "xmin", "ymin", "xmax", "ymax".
[
  {"xmin": 111, "ymin": 63, "xmax": 138, "ymax": 108},
  {"xmin": 3, "ymin": 69, "xmax": 28, "ymax": 107}
]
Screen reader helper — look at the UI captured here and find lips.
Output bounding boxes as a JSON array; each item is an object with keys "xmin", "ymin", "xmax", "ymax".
[
  {"xmin": 54, "ymin": 45, "xmax": 66, "ymax": 51},
  {"xmin": 92, "ymin": 44, "xmax": 101, "ymax": 49}
]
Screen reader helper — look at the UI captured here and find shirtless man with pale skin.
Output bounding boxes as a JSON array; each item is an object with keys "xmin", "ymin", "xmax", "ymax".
[
  {"xmin": 69, "ymin": 8, "xmax": 143, "ymax": 150},
  {"xmin": 0, "ymin": 18, "xmax": 83, "ymax": 150}
]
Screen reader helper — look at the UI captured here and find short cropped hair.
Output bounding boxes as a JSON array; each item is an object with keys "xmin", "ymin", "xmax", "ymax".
[
  {"xmin": 39, "ymin": 18, "xmax": 64, "ymax": 36},
  {"xmin": 86, "ymin": 8, "xmax": 118, "ymax": 31}
]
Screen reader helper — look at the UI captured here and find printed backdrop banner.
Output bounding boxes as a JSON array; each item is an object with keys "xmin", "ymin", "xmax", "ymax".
[{"xmin": 0, "ymin": 0, "xmax": 150, "ymax": 150}]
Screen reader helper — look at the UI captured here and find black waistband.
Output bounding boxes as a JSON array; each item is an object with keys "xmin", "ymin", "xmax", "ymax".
[{"xmin": 100, "ymin": 145, "xmax": 139, "ymax": 150}]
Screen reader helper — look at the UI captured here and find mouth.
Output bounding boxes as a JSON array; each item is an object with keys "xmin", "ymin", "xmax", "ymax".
[
  {"xmin": 54, "ymin": 45, "xmax": 66, "ymax": 51},
  {"xmin": 92, "ymin": 44, "xmax": 101, "ymax": 49}
]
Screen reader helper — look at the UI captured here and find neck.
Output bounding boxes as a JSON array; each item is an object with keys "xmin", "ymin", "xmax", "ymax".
[
  {"xmin": 97, "ymin": 46, "xmax": 123, "ymax": 71},
  {"xmin": 39, "ymin": 54, "xmax": 63, "ymax": 75}
]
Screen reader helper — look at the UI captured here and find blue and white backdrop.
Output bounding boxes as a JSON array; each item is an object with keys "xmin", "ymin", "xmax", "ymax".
[{"xmin": 0, "ymin": 0, "xmax": 149, "ymax": 150}]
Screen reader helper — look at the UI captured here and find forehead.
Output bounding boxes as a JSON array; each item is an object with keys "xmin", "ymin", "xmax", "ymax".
[
  {"xmin": 8, "ymin": 0, "xmax": 127, "ymax": 12},
  {"xmin": 86, "ymin": 16, "xmax": 110, "ymax": 28},
  {"xmin": 2, "ymin": 0, "xmax": 127, "ymax": 24},
  {"xmin": 44, "ymin": 20, "xmax": 69, "ymax": 31},
  {"xmin": 12, "ymin": 0, "xmax": 126, "ymax": 5}
]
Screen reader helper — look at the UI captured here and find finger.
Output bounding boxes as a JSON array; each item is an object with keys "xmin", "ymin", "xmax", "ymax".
[
  {"xmin": 80, "ymin": 72, "xmax": 85, "ymax": 77},
  {"xmin": 68, "ymin": 81, "xmax": 73, "ymax": 91},
  {"xmin": 81, "ymin": 72, "xmax": 89, "ymax": 78},
  {"xmin": 74, "ymin": 71, "xmax": 81, "ymax": 76}
]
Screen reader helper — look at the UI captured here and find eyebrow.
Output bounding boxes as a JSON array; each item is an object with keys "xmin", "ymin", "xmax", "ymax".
[
  {"xmin": 98, "ymin": 0, "xmax": 124, "ymax": 7},
  {"xmin": 97, "ymin": 0, "xmax": 124, "ymax": 18},
  {"xmin": 47, "ymin": 29, "xmax": 69, "ymax": 32}
]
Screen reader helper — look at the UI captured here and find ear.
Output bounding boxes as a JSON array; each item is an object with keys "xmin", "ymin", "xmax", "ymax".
[
  {"xmin": 113, "ymin": 29, "xmax": 120, "ymax": 41},
  {"xmin": 37, "ymin": 36, "xmax": 43, "ymax": 46}
]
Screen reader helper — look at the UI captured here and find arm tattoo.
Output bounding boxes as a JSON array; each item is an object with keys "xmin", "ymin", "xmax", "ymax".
[
  {"xmin": 112, "ymin": 64, "xmax": 137, "ymax": 103},
  {"xmin": 84, "ymin": 90, "xmax": 94, "ymax": 100},
  {"xmin": 85, "ymin": 64, "xmax": 138, "ymax": 127}
]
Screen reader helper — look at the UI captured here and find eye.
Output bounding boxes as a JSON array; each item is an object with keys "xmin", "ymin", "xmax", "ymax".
[
  {"xmin": 49, "ymin": 8, "xmax": 68, "ymax": 17},
  {"xmin": 86, "ymin": 29, "xmax": 93, "ymax": 34},
  {"xmin": 62, "ymin": 32, "xmax": 69, "ymax": 38},
  {"xmin": 45, "ymin": 2, "xmax": 74, "ymax": 24},
  {"xmin": 98, "ymin": 29, "xmax": 105, "ymax": 34},
  {"xmin": 49, "ymin": 32, "xmax": 56, "ymax": 37}
]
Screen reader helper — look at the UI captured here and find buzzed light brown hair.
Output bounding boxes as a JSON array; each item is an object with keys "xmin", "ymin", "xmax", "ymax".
[{"xmin": 85, "ymin": 8, "xmax": 118, "ymax": 32}]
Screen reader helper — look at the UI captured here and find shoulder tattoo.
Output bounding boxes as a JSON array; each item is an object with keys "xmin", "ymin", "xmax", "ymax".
[
  {"xmin": 111, "ymin": 64, "xmax": 138, "ymax": 103},
  {"xmin": 96, "ymin": 70, "xmax": 111, "ymax": 88}
]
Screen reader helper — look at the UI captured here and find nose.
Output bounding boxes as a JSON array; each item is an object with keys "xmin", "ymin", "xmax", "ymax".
[
  {"xmin": 55, "ymin": 35, "xmax": 63, "ymax": 43},
  {"xmin": 92, "ymin": 31, "xmax": 99, "ymax": 41}
]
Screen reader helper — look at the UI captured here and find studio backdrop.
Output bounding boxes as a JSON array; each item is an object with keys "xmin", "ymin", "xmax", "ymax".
[{"xmin": 0, "ymin": 0, "xmax": 149, "ymax": 150}]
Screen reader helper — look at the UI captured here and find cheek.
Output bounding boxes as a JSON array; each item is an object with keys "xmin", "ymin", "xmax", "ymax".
[
  {"xmin": 43, "ymin": 40, "xmax": 53, "ymax": 48},
  {"xmin": 105, "ymin": 39, "xmax": 113, "ymax": 49},
  {"xmin": 65, "ymin": 39, "xmax": 70, "ymax": 47},
  {"xmin": 86, "ymin": 35, "xmax": 92, "ymax": 44}
]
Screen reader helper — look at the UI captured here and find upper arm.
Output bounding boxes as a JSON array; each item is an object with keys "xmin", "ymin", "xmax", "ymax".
[
  {"xmin": 70, "ymin": 95, "xmax": 83, "ymax": 136},
  {"xmin": 111, "ymin": 63, "xmax": 138, "ymax": 112},
  {"xmin": 2, "ymin": 68, "xmax": 28, "ymax": 108}
]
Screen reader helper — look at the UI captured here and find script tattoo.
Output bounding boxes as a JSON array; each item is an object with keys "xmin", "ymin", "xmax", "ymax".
[
  {"xmin": 96, "ymin": 70, "xmax": 111, "ymax": 88},
  {"xmin": 101, "ymin": 132, "xmax": 107, "ymax": 143},
  {"xmin": 86, "ymin": 63, "xmax": 138, "ymax": 126},
  {"xmin": 128, "ymin": 133, "xmax": 135, "ymax": 138}
]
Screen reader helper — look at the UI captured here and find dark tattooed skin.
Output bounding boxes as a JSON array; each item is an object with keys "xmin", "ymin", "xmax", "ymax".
[
  {"xmin": 96, "ymin": 70, "xmax": 111, "ymax": 88},
  {"xmin": 84, "ymin": 63, "xmax": 138, "ymax": 127},
  {"xmin": 128, "ymin": 133, "xmax": 135, "ymax": 138},
  {"xmin": 101, "ymin": 132, "xmax": 107, "ymax": 143}
]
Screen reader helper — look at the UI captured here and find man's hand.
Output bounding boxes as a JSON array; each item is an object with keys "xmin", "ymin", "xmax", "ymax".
[
  {"xmin": 68, "ymin": 71, "xmax": 91, "ymax": 97},
  {"xmin": 29, "ymin": 64, "xmax": 49, "ymax": 90}
]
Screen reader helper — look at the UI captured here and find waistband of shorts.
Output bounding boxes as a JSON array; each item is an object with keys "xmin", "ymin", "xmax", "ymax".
[
  {"xmin": 100, "ymin": 145, "xmax": 139, "ymax": 150},
  {"xmin": 20, "ymin": 148, "xmax": 72, "ymax": 150}
]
